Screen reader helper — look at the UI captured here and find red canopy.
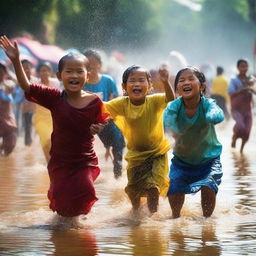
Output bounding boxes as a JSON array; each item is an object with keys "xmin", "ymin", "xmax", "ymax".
[{"xmin": 13, "ymin": 37, "xmax": 65, "ymax": 64}]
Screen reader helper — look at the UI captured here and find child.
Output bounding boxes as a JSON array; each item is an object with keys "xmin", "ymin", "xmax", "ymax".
[
  {"xmin": 83, "ymin": 49, "xmax": 125, "ymax": 179},
  {"xmin": 33, "ymin": 61, "xmax": 60, "ymax": 162},
  {"xmin": 20, "ymin": 59, "xmax": 36, "ymax": 146},
  {"xmin": 228, "ymin": 59, "xmax": 256, "ymax": 153},
  {"xmin": 0, "ymin": 35, "xmax": 109, "ymax": 227},
  {"xmin": 211, "ymin": 66, "xmax": 230, "ymax": 120},
  {"xmin": 91, "ymin": 65, "xmax": 175, "ymax": 214},
  {"xmin": 164, "ymin": 67, "xmax": 224, "ymax": 218},
  {"xmin": 0, "ymin": 62, "xmax": 17, "ymax": 156}
]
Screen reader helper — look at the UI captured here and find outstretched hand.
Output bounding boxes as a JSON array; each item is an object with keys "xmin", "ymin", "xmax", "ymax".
[
  {"xmin": 0, "ymin": 35, "xmax": 19, "ymax": 62},
  {"xmin": 90, "ymin": 123, "xmax": 105, "ymax": 135}
]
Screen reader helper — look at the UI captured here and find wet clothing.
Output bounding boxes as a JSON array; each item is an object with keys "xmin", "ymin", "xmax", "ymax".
[
  {"xmin": 83, "ymin": 74, "xmax": 125, "ymax": 178},
  {"xmin": 164, "ymin": 96, "xmax": 224, "ymax": 195},
  {"xmin": 105, "ymin": 94, "xmax": 170, "ymax": 196},
  {"xmin": 97, "ymin": 119, "xmax": 125, "ymax": 177},
  {"xmin": 26, "ymin": 84, "xmax": 109, "ymax": 217},
  {"xmin": 228, "ymin": 76, "xmax": 253, "ymax": 143},
  {"xmin": 126, "ymin": 154, "xmax": 168, "ymax": 198},
  {"xmin": 167, "ymin": 156, "xmax": 222, "ymax": 194},
  {"xmin": 0, "ymin": 86, "xmax": 17, "ymax": 156},
  {"xmin": 33, "ymin": 79, "xmax": 60, "ymax": 161}
]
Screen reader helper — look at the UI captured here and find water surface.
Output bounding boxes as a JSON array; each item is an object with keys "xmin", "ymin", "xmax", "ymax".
[{"xmin": 0, "ymin": 120, "xmax": 256, "ymax": 255}]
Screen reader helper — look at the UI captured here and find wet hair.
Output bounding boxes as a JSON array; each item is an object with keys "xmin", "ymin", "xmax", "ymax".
[
  {"xmin": 83, "ymin": 49, "xmax": 102, "ymax": 64},
  {"xmin": 36, "ymin": 61, "xmax": 53, "ymax": 73},
  {"xmin": 122, "ymin": 65, "xmax": 152, "ymax": 85},
  {"xmin": 21, "ymin": 59, "xmax": 33, "ymax": 66},
  {"xmin": 174, "ymin": 66, "xmax": 206, "ymax": 93},
  {"xmin": 58, "ymin": 52, "xmax": 89, "ymax": 72},
  {"xmin": 237, "ymin": 59, "xmax": 248, "ymax": 68},
  {"xmin": 216, "ymin": 66, "xmax": 224, "ymax": 75}
]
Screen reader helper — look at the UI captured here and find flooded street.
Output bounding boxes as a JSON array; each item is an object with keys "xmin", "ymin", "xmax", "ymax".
[{"xmin": 0, "ymin": 120, "xmax": 256, "ymax": 256}]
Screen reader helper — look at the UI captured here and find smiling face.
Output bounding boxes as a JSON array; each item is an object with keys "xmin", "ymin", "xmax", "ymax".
[
  {"xmin": 237, "ymin": 60, "xmax": 248, "ymax": 76},
  {"xmin": 57, "ymin": 58, "xmax": 88, "ymax": 93},
  {"xmin": 176, "ymin": 69, "xmax": 205, "ymax": 100},
  {"xmin": 122, "ymin": 69, "xmax": 151, "ymax": 105}
]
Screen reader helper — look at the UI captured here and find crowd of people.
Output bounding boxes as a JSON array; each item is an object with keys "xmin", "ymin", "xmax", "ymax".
[{"xmin": 0, "ymin": 35, "xmax": 255, "ymax": 229}]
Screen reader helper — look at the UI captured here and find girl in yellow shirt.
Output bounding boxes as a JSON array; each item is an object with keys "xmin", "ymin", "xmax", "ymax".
[{"xmin": 91, "ymin": 65, "xmax": 175, "ymax": 214}]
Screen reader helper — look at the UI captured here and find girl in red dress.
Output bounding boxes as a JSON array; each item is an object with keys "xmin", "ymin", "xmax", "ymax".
[{"xmin": 0, "ymin": 36, "xmax": 109, "ymax": 228}]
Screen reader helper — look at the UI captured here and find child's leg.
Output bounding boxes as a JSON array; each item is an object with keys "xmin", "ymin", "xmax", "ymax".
[
  {"xmin": 240, "ymin": 139, "xmax": 246, "ymax": 154},
  {"xmin": 231, "ymin": 133, "xmax": 237, "ymax": 148},
  {"xmin": 168, "ymin": 193, "xmax": 185, "ymax": 218},
  {"xmin": 2, "ymin": 128, "xmax": 17, "ymax": 156},
  {"xmin": 129, "ymin": 194, "xmax": 141, "ymax": 212},
  {"xmin": 110, "ymin": 122, "xmax": 125, "ymax": 179},
  {"xmin": 147, "ymin": 188, "xmax": 159, "ymax": 213},
  {"xmin": 201, "ymin": 186, "xmax": 216, "ymax": 217}
]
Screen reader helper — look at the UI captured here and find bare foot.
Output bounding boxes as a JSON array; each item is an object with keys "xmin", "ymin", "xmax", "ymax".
[{"xmin": 51, "ymin": 215, "xmax": 85, "ymax": 230}]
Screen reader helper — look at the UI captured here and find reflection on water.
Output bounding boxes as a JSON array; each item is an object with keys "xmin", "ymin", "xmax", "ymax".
[
  {"xmin": 129, "ymin": 228, "xmax": 167, "ymax": 256},
  {"xmin": 232, "ymin": 152, "xmax": 256, "ymax": 208},
  {"xmin": 1, "ymin": 124, "xmax": 256, "ymax": 255},
  {"xmin": 168, "ymin": 222, "xmax": 220, "ymax": 256},
  {"xmin": 51, "ymin": 230, "xmax": 98, "ymax": 256}
]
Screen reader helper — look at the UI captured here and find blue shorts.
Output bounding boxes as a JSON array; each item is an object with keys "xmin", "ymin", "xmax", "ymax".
[{"xmin": 167, "ymin": 156, "xmax": 223, "ymax": 195}]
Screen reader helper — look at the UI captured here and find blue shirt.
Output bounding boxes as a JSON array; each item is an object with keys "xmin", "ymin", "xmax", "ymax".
[
  {"xmin": 164, "ymin": 96, "xmax": 224, "ymax": 165},
  {"xmin": 228, "ymin": 76, "xmax": 243, "ymax": 94},
  {"xmin": 0, "ymin": 89, "xmax": 13, "ymax": 102},
  {"xmin": 83, "ymin": 74, "xmax": 118, "ymax": 102},
  {"xmin": 12, "ymin": 86, "xmax": 24, "ymax": 104}
]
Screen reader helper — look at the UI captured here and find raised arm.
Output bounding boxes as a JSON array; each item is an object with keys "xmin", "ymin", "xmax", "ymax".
[
  {"xmin": 158, "ymin": 66, "xmax": 175, "ymax": 102},
  {"xmin": 0, "ymin": 36, "xmax": 30, "ymax": 92}
]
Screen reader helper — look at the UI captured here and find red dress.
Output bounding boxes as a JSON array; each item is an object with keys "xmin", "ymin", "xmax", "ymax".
[{"xmin": 26, "ymin": 84, "xmax": 109, "ymax": 217}]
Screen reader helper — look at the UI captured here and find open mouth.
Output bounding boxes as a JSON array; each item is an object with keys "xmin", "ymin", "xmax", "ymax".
[
  {"xmin": 183, "ymin": 87, "xmax": 192, "ymax": 92},
  {"xmin": 132, "ymin": 88, "xmax": 142, "ymax": 94},
  {"xmin": 69, "ymin": 81, "xmax": 80, "ymax": 85}
]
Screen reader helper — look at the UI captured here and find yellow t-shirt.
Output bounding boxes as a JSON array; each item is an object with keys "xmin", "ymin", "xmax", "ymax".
[
  {"xmin": 211, "ymin": 75, "xmax": 229, "ymax": 102},
  {"xmin": 104, "ymin": 94, "xmax": 170, "ymax": 169}
]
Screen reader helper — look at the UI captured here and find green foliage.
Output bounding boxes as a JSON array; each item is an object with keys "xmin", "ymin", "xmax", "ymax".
[
  {"xmin": 54, "ymin": 0, "xmax": 160, "ymax": 51},
  {"xmin": 0, "ymin": 0, "xmax": 255, "ymax": 58},
  {"xmin": 0, "ymin": 0, "xmax": 52, "ymax": 42}
]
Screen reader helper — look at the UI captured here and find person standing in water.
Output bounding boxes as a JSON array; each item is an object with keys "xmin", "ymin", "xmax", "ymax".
[
  {"xmin": 211, "ymin": 66, "xmax": 230, "ymax": 120},
  {"xmin": 91, "ymin": 65, "xmax": 175, "ymax": 215},
  {"xmin": 0, "ymin": 62, "xmax": 17, "ymax": 156},
  {"xmin": 20, "ymin": 59, "xmax": 36, "ymax": 146},
  {"xmin": 0, "ymin": 35, "xmax": 109, "ymax": 228},
  {"xmin": 164, "ymin": 67, "xmax": 224, "ymax": 218},
  {"xmin": 228, "ymin": 59, "xmax": 256, "ymax": 153},
  {"xmin": 33, "ymin": 61, "xmax": 60, "ymax": 162},
  {"xmin": 83, "ymin": 49, "xmax": 125, "ymax": 179}
]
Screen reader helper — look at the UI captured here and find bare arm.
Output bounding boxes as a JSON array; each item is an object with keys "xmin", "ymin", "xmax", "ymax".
[
  {"xmin": 0, "ymin": 35, "xmax": 30, "ymax": 92},
  {"xmin": 158, "ymin": 66, "xmax": 175, "ymax": 102}
]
